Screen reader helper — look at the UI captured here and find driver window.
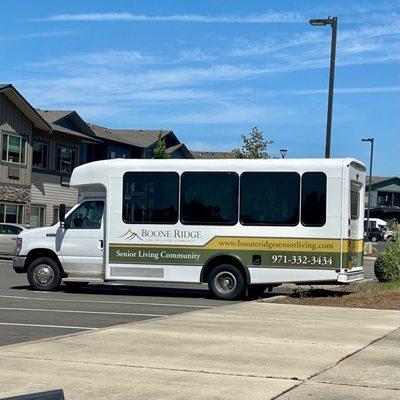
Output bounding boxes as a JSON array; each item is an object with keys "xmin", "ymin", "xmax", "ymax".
[{"xmin": 66, "ymin": 201, "xmax": 104, "ymax": 229}]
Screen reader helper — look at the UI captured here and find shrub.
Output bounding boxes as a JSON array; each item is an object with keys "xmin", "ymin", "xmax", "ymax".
[{"xmin": 374, "ymin": 243, "xmax": 400, "ymax": 282}]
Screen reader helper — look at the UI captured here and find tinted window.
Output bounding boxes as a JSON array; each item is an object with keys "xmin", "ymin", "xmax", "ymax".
[
  {"xmin": 181, "ymin": 172, "xmax": 238, "ymax": 225},
  {"xmin": 32, "ymin": 142, "xmax": 48, "ymax": 169},
  {"xmin": 123, "ymin": 172, "xmax": 178, "ymax": 224},
  {"xmin": 240, "ymin": 172, "xmax": 300, "ymax": 225},
  {"xmin": 66, "ymin": 201, "xmax": 104, "ymax": 229},
  {"xmin": 0, "ymin": 224, "xmax": 22, "ymax": 234},
  {"xmin": 301, "ymin": 172, "xmax": 327, "ymax": 226}
]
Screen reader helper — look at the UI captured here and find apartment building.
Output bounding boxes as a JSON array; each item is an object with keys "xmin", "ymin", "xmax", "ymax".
[
  {"xmin": 0, "ymin": 84, "xmax": 51, "ymax": 225},
  {"xmin": 0, "ymin": 84, "xmax": 193, "ymax": 227}
]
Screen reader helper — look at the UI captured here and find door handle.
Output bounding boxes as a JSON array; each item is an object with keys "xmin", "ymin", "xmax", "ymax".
[{"xmin": 99, "ymin": 239, "xmax": 104, "ymax": 248}]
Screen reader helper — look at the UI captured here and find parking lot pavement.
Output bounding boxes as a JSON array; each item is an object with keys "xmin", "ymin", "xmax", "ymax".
[
  {"xmin": 0, "ymin": 260, "xmax": 230, "ymax": 346},
  {"xmin": 0, "ymin": 301, "xmax": 398, "ymax": 399},
  {"xmin": 0, "ymin": 256, "xmax": 378, "ymax": 347}
]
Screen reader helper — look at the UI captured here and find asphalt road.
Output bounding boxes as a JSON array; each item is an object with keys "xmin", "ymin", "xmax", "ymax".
[
  {"xmin": 0, "ymin": 260, "xmax": 232, "ymax": 347},
  {"xmin": 0, "ymin": 257, "xmax": 377, "ymax": 347}
]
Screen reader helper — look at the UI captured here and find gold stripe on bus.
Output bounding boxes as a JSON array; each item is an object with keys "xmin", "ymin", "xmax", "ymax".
[
  {"xmin": 204, "ymin": 237, "xmax": 342, "ymax": 252},
  {"xmin": 110, "ymin": 237, "xmax": 364, "ymax": 253}
]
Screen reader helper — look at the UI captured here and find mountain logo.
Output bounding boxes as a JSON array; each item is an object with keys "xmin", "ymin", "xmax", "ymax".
[{"xmin": 119, "ymin": 229, "xmax": 143, "ymax": 241}]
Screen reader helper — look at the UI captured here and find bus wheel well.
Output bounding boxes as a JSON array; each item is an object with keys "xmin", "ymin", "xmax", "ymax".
[
  {"xmin": 201, "ymin": 255, "xmax": 249, "ymax": 284},
  {"xmin": 25, "ymin": 249, "xmax": 66, "ymax": 277}
]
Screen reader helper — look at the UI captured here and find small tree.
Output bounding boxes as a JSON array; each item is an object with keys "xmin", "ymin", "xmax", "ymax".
[
  {"xmin": 232, "ymin": 127, "xmax": 273, "ymax": 159},
  {"xmin": 374, "ymin": 220, "xmax": 400, "ymax": 282},
  {"xmin": 152, "ymin": 132, "xmax": 170, "ymax": 159}
]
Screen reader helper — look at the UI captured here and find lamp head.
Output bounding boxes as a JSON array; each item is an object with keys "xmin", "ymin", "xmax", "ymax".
[{"xmin": 309, "ymin": 18, "xmax": 328, "ymax": 26}]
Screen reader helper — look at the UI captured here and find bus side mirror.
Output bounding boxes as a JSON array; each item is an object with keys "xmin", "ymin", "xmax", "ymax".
[{"xmin": 59, "ymin": 204, "xmax": 66, "ymax": 226}]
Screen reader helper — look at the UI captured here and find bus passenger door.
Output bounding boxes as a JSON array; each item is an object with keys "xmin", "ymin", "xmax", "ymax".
[{"xmin": 57, "ymin": 200, "xmax": 105, "ymax": 279}]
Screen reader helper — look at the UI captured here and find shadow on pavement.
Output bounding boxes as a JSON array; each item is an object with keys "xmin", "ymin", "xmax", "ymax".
[{"xmin": 9, "ymin": 283, "xmax": 216, "ymax": 300}]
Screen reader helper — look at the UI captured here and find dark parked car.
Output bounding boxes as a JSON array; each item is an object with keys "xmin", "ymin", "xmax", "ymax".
[{"xmin": 364, "ymin": 227, "xmax": 385, "ymax": 242}]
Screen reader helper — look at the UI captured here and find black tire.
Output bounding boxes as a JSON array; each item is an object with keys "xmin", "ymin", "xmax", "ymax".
[
  {"xmin": 208, "ymin": 264, "xmax": 245, "ymax": 300},
  {"xmin": 371, "ymin": 235, "xmax": 378, "ymax": 242},
  {"xmin": 27, "ymin": 257, "xmax": 62, "ymax": 291},
  {"xmin": 247, "ymin": 284, "xmax": 268, "ymax": 299}
]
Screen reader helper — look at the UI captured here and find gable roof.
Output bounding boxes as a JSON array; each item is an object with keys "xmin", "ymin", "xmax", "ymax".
[
  {"xmin": 0, "ymin": 84, "xmax": 51, "ymax": 131},
  {"xmin": 87, "ymin": 123, "xmax": 173, "ymax": 148},
  {"xmin": 369, "ymin": 176, "xmax": 400, "ymax": 190},
  {"xmin": 370, "ymin": 176, "xmax": 397, "ymax": 185},
  {"xmin": 166, "ymin": 143, "xmax": 195, "ymax": 158},
  {"xmin": 37, "ymin": 109, "xmax": 101, "ymax": 143}
]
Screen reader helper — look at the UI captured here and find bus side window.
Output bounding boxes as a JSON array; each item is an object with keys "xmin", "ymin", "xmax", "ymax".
[
  {"xmin": 181, "ymin": 172, "xmax": 238, "ymax": 225},
  {"xmin": 301, "ymin": 172, "xmax": 327, "ymax": 226},
  {"xmin": 240, "ymin": 172, "xmax": 300, "ymax": 226},
  {"xmin": 122, "ymin": 172, "xmax": 179, "ymax": 224}
]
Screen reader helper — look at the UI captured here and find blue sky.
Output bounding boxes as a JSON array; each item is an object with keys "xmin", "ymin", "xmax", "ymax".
[{"xmin": 1, "ymin": 0, "xmax": 399, "ymax": 175}]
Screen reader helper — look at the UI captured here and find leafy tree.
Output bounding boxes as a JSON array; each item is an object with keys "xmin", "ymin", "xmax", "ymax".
[
  {"xmin": 152, "ymin": 132, "xmax": 170, "ymax": 159},
  {"xmin": 232, "ymin": 127, "xmax": 273, "ymax": 159}
]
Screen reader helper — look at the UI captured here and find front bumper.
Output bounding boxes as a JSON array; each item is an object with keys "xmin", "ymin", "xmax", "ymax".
[
  {"xmin": 337, "ymin": 267, "xmax": 364, "ymax": 283},
  {"xmin": 12, "ymin": 256, "xmax": 26, "ymax": 273}
]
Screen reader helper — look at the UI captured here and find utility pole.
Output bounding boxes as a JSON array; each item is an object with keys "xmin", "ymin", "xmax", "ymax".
[
  {"xmin": 309, "ymin": 16, "xmax": 338, "ymax": 158},
  {"xmin": 362, "ymin": 138, "xmax": 374, "ymax": 239}
]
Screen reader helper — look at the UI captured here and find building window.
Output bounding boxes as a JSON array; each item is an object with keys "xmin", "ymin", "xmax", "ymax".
[
  {"xmin": 32, "ymin": 142, "xmax": 48, "ymax": 169},
  {"xmin": 30, "ymin": 205, "xmax": 46, "ymax": 228},
  {"xmin": 57, "ymin": 147, "xmax": 76, "ymax": 173},
  {"xmin": 394, "ymin": 193, "xmax": 400, "ymax": 207},
  {"xmin": 240, "ymin": 172, "xmax": 300, "ymax": 226},
  {"xmin": 0, "ymin": 203, "xmax": 24, "ymax": 224},
  {"xmin": 53, "ymin": 206, "xmax": 59, "ymax": 225},
  {"xmin": 53, "ymin": 206, "xmax": 71, "ymax": 225},
  {"xmin": 2, "ymin": 133, "xmax": 26, "ymax": 165},
  {"xmin": 123, "ymin": 172, "xmax": 179, "ymax": 224},
  {"xmin": 301, "ymin": 172, "xmax": 327, "ymax": 226},
  {"xmin": 181, "ymin": 172, "xmax": 238, "ymax": 225}
]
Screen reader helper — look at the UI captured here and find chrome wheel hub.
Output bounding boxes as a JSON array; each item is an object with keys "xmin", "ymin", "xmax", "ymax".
[
  {"xmin": 33, "ymin": 264, "xmax": 54, "ymax": 286},
  {"xmin": 215, "ymin": 271, "xmax": 237, "ymax": 293}
]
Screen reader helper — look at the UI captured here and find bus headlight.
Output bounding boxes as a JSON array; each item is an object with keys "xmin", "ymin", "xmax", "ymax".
[{"xmin": 15, "ymin": 238, "xmax": 22, "ymax": 255}]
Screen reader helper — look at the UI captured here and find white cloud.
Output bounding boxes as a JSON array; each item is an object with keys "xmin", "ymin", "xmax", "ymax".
[
  {"xmin": 0, "ymin": 31, "xmax": 76, "ymax": 41},
  {"xmin": 39, "ymin": 11, "xmax": 305, "ymax": 23},
  {"xmin": 228, "ymin": 19, "xmax": 400, "ymax": 57},
  {"xmin": 263, "ymin": 86, "xmax": 400, "ymax": 96},
  {"xmin": 152, "ymin": 103, "xmax": 304, "ymax": 125},
  {"xmin": 179, "ymin": 48, "xmax": 215, "ymax": 62},
  {"xmin": 30, "ymin": 50, "xmax": 153, "ymax": 70}
]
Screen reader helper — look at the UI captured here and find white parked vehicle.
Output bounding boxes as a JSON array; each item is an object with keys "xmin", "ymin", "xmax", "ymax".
[
  {"xmin": 13, "ymin": 158, "xmax": 365, "ymax": 300},
  {"xmin": 0, "ymin": 223, "xmax": 26, "ymax": 255},
  {"xmin": 364, "ymin": 218, "xmax": 393, "ymax": 240}
]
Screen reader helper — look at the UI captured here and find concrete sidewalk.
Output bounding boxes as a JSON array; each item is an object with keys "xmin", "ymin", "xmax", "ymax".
[{"xmin": 0, "ymin": 302, "xmax": 399, "ymax": 399}]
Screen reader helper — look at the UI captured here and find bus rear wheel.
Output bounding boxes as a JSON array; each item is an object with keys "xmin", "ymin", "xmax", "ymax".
[
  {"xmin": 208, "ymin": 264, "xmax": 245, "ymax": 300},
  {"xmin": 27, "ymin": 257, "xmax": 62, "ymax": 291}
]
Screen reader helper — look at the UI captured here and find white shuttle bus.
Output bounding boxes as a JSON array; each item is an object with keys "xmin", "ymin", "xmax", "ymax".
[{"xmin": 13, "ymin": 158, "xmax": 365, "ymax": 300}]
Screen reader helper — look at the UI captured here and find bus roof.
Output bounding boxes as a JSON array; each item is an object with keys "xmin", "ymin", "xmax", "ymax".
[{"xmin": 70, "ymin": 157, "xmax": 366, "ymax": 189}]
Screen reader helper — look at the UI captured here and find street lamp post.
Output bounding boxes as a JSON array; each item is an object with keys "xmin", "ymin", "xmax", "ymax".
[
  {"xmin": 362, "ymin": 138, "xmax": 374, "ymax": 239},
  {"xmin": 309, "ymin": 16, "xmax": 338, "ymax": 159},
  {"xmin": 280, "ymin": 149, "xmax": 287, "ymax": 159}
]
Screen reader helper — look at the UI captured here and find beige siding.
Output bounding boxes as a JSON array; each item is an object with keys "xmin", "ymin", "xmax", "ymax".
[
  {"xmin": 0, "ymin": 93, "xmax": 33, "ymax": 186},
  {"xmin": 31, "ymin": 172, "xmax": 78, "ymax": 226}
]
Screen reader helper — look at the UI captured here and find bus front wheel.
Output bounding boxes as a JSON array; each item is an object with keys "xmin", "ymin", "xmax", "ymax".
[
  {"xmin": 27, "ymin": 257, "xmax": 62, "ymax": 291},
  {"xmin": 208, "ymin": 264, "xmax": 245, "ymax": 300}
]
